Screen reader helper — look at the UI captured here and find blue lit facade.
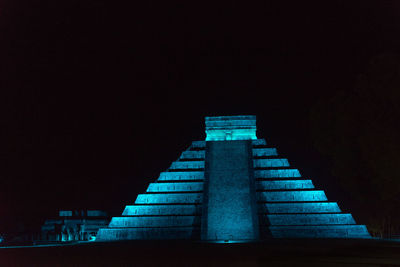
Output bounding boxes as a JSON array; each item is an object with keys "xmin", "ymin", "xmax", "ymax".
[{"xmin": 96, "ymin": 115, "xmax": 371, "ymax": 241}]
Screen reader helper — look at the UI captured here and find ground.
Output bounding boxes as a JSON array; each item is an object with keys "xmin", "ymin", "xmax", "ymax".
[{"xmin": 1, "ymin": 239, "xmax": 400, "ymax": 266}]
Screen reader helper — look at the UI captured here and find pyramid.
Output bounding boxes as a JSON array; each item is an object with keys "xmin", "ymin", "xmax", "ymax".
[{"xmin": 96, "ymin": 115, "xmax": 371, "ymax": 241}]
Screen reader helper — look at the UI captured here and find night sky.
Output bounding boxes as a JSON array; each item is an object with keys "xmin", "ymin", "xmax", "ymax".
[{"xmin": 1, "ymin": 1, "xmax": 400, "ymax": 234}]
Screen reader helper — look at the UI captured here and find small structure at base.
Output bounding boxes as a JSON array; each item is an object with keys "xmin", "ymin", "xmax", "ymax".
[{"xmin": 38, "ymin": 210, "xmax": 109, "ymax": 242}]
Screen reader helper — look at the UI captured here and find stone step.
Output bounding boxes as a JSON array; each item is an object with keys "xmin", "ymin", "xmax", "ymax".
[
  {"xmin": 257, "ymin": 180, "xmax": 314, "ymax": 190},
  {"xmin": 253, "ymin": 159, "xmax": 290, "ymax": 168},
  {"xmin": 190, "ymin": 141, "xmax": 205, "ymax": 149},
  {"xmin": 252, "ymin": 148, "xmax": 278, "ymax": 157},
  {"xmin": 252, "ymin": 139, "xmax": 267, "ymax": 146},
  {"xmin": 266, "ymin": 214, "xmax": 355, "ymax": 226},
  {"xmin": 257, "ymin": 190, "xmax": 327, "ymax": 202},
  {"xmin": 189, "ymin": 139, "xmax": 267, "ymax": 148},
  {"xmin": 122, "ymin": 204, "xmax": 201, "ymax": 216},
  {"xmin": 157, "ymin": 171, "xmax": 204, "ymax": 181},
  {"xmin": 205, "ymin": 116, "xmax": 256, "ymax": 128},
  {"xmin": 268, "ymin": 225, "xmax": 371, "ymax": 238},
  {"xmin": 96, "ymin": 227, "xmax": 199, "ymax": 241},
  {"xmin": 255, "ymin": 169, "xmax": 301, "ymax": 178},
  {"xmin": 169, "ymin": 161, "xmax": 204, "ymax": 170},
  {"xmin": 147, "ymin": 182, "xmax": 203, "ymax": 192},
  {"xmin": 109, "ymin": 216, "xmax": 200, "ymax": 228},
  {"xmin": 259, "ymin": 202, "xmax": 341, "ymax": 213},
  {"xmin": 180, "ymin": 151, "xmax": 205, "ymax": 160},
  {"xmin": 135, "ymin": 193, "xmax": 203, "ymax": 204}
]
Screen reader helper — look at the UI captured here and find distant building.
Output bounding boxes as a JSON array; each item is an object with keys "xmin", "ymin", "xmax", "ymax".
[{"xmin": 39, "ymin": 210, "xmax": 109, "ymax": 242}]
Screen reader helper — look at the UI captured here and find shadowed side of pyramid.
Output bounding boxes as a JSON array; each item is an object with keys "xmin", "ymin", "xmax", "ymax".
[{"xmin": 96, "ymin": 116, "xmax": 371, "ymax": 241}]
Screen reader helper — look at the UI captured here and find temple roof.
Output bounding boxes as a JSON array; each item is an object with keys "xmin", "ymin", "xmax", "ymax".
[{"xmin": 205, "ymin": 115, "xmax": 257, "ymax": 141}]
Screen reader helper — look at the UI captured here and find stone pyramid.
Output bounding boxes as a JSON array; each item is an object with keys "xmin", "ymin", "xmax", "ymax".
[{"xmin": 96, "ymin": 115, "xmax": 371, "ymax": 241}]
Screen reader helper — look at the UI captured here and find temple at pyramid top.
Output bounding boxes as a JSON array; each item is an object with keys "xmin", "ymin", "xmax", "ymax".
[
  {"xmin": 96, "ymin": 115, "xmax": 371, "ymax": 242},
  {"xmin": 205, "ymin": 115, "xmax": 257, "ymax": 141}
]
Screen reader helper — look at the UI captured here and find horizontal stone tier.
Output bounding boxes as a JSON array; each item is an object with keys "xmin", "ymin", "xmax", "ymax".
[
  {"xmin": 180, "ymin": 151, "xmax": 205, "ymax": 160},
  {"xmin": 256, "ymin": 180, "xmax": 314, "ymax": 190},
  {"xmin": 109, "ymin": 216, "xmax": 200, "ymax": 228},
  {"xmin": 122, "ymin": 205, "xmax": 202, "ymax": 216},
  {"xmin": 147, "ymin": 182, "xmax": 203, "ymax": 192},
  {"xmin": 135, "ymin": 193, "xmax": 203, "ymax": 204},
  {"xmin": 96, "ymin": 227, "xmax": 199, "ymax": 241},
  {"xmin": 169, "ymin": 161, "xmax": 204, "ymax": 170},
  {"xmin": 252, "ymin": 148, "xmax": 278, "ymax": 157},
  {"xmin": 258, "ymin": 202, "xmax": 341, "ymax": 213},
  {"xmin": 189, "ymin": 141, "xmax": 205, "ymax": 149},
  {"xmin": 254, "ymin": 169, "xmax": 301, "ymax": 178},
  {"xmin": 206, "ymin": 129, "xmax": 257, "ymax": 141},
  {"xmin": 188, "ymin": 139, "xmax": 267, "ymax": 150},
  {"xmin": 268, "ymin": 225, "xmax": 371, "ymax": 238},
  {"xmin": 205, "ymin": 116, "xmax": 256, "ymax": 128},
  {"xmin": 257, "ymin": 191, "xmax": 328, "ymax": 202},
  {"xmin": 265, "ymin": 214, "xmax": 355, "ymax": 226},
  {"xmin": 158, "ymin": 171, "xmax": 204, "ymax": 181},
  {"xmin": 252, "ymin": 139, "xmax": 267, "ymax": 146},
  {"xmin": 179, "ymin": 152, "xmax": 297, "ymax": 169},
  {"xmin": 253, "ymin": 159, "xmax": 290, "ymax": 168}
]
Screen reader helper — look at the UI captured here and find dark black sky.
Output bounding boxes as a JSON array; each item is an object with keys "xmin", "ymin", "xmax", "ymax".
[{"xmin": 1, "ymin": 1, "xmax": 400, "ymax": 232}]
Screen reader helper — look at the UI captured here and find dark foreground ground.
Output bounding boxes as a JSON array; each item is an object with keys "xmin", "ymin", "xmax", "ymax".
[{"xmin": 1, "ymin": 239, "xmax": 400, "ymax": 266}]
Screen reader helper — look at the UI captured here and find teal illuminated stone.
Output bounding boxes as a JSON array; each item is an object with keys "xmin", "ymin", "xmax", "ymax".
[
  {"xmin": 205, "ymin": 115, "xmax": 257, "ymax": 141},
  {"xmin": 252, "ymin": 148, "xmax": 278, "ymax": 157},
  {"xmin": 169, "ymin": 161, "xmax": 204, "ymax": 170},
  {"xmin": 146, "ymin": 182, "xmax": 203, "ymax": 192},
  {"xmin": 269, "ymin": 225, "xmax": 371, "ymax": 238},
  {"xmin": 252, "ymin": 139, "xmax": 267, "ymax": 146},
  {"xmin": 266, "ymin": 214, "xmax": 355, "ymax": 225},
  {"xmin": 157, "ymin": 171, "xmax": 204, "ymax": 181},
  {"xmin": 97, "ymin": 227, "xmax": 197, "ymax": 240},
  {"xmin": 180, "ymin": 151, "xmax": 205, "ymax": 160},
  {"xmin": 190, "ymin": 141, "xmax": 205, "ymax": 149},
  {"xmin": 255, "ymin": 169, "xmax": 301, "ymax": 178},
  {"xmin": 257, "ymin": 191, "xmax": 328, "ymax": 202},
  {"xmin": 109, "ymin": 216, "xmax": 199, "ymax": 228},
  {"xmin": 260, "ymin": 202, "xmax": 341, "ymax": 213},
  {"xmin": 253, "ymin": 158, "xmax": 290, "ymax": 168},
  {"xmin": 257, "ymin": 180, "xmax": 314, "ymax": 190},
  {"xmin": 201, "ymin": 140, "xmax": 259, "ymax": 241},
  {"xmin": 135, "ymin": 193, "xmax": 202, "ymax": 204},
  {"xmin": 122, "ymin": 205, "xmax": 201, "ymax": 216},
  {"xmin": 96, "ymin": 115, "xmax": 371, "ymax": 241}
]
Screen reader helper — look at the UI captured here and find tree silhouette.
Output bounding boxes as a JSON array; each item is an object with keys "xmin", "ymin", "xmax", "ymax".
[{"xmin": 310, "ymin": 53, "xmax": 400, "ymax": 237}]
